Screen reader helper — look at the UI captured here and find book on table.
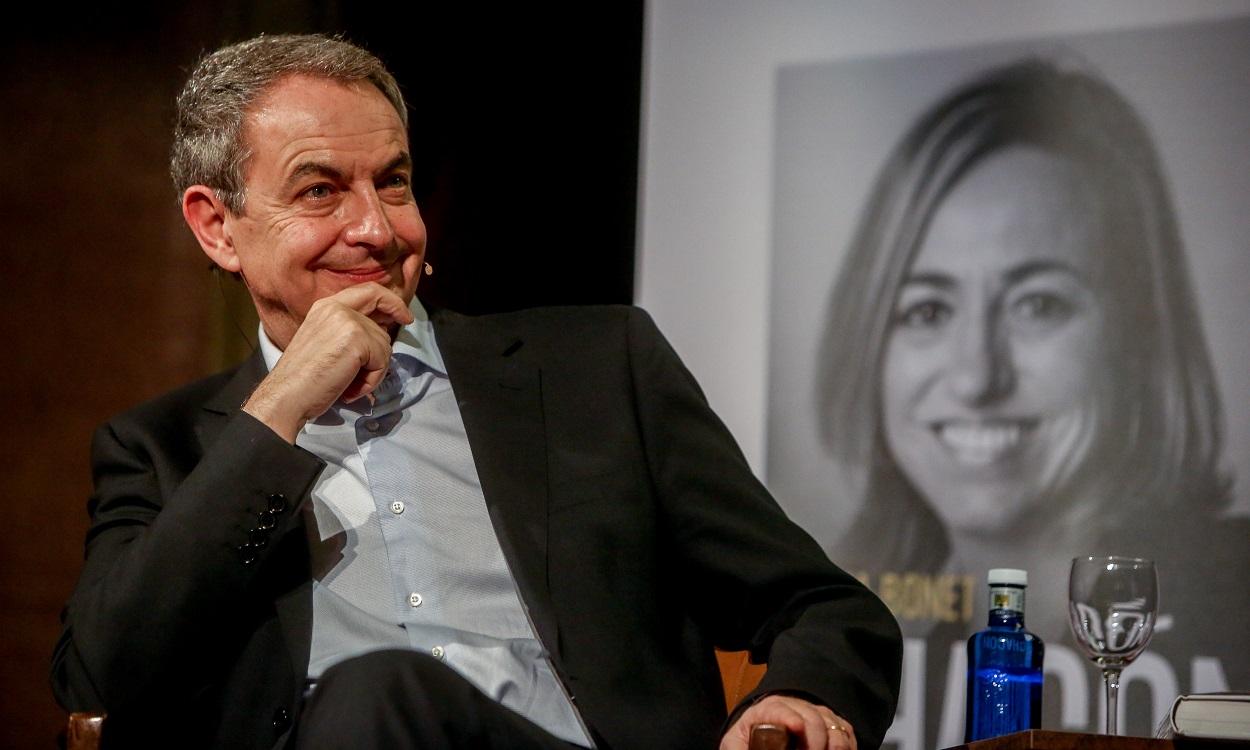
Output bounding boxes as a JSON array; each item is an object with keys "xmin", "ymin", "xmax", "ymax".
[{"xmin": 1169, "ymin": 692, "xmax": 1250, "ymax": 740}]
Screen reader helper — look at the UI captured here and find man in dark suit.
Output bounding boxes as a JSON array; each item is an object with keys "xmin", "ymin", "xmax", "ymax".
[{"xmin": 52, "ymin": 34, "xmax": 901, "ymax": 750}]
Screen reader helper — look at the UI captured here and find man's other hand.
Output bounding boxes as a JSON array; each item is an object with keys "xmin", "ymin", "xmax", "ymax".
[
  {"xmin": 242, "ymin": 283, "xmax": 414, "ymax": 442},
  {"xmin": 721, "ymin": 695, "xmax": 857, "ymax": 750}
]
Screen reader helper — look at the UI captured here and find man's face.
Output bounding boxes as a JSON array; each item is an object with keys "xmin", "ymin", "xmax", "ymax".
[{"xmin": 224, "ymin": 75, "xmax": 426, "ymax": 348}]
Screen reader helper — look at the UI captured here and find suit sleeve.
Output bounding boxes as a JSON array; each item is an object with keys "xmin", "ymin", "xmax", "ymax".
[
  {"xmin": 51, "ymin": 409, "xmax": 324, "ymax": 713},
  {"xmin": 625, "ymin": 308, "xmax": 902, "ymax": 749}
]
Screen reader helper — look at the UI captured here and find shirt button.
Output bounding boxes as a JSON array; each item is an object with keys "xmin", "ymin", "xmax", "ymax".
[
  {"xmin": 365, "ymin": 419, "xmax": 381, "ymax": 432},
  {"xmin": 431, "ymin": 645, "xmax": 445, "ymax": 660},
  {"xmin": 390, "ymin": 500, "xmax": 405, "ymax": 515},
  {"xmin": 408, "ymin": 592, "xmax": 423, "ymax": 608}
]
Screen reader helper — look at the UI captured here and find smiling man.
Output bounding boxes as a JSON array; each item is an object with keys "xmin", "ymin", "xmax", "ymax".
[{"xmin": 52, "ymin": 34, "xmax": 900, "ymax": 750}]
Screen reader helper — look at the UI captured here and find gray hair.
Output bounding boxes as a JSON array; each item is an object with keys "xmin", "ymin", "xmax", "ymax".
[{"xmin": 170, "ymin": 33, "xmax": 408, "ymax": 214}]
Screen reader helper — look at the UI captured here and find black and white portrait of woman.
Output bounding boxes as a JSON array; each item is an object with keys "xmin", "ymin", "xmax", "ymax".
[
  {"xmin": 765, "ymin": 18, "xmax": 1250, "ymax": 745},
  {"xmin": 820, "ymin": 56, "xmax": 1240, "ymax": 633}
]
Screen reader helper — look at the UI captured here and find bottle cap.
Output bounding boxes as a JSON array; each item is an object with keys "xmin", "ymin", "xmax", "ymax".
[{"xmin": 988, "ymin": 568, "xmax": 1027, "ymax": 586}]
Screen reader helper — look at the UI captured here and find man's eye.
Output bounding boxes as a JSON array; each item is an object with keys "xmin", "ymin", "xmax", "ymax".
[
  {"xmin": 302, "ymin": 184, "xmax": 333, "ymax": 200},
  {"xmin": 1012, "ymin": 292, "xmax": 1073, "ymax": 322},
  {"xmin": 895, "ymin": 300, "xmax": 952, "ymax": 329},
  {"xmin": 383, "ymin": 174, "xmax": 410, "ymax": 189}
]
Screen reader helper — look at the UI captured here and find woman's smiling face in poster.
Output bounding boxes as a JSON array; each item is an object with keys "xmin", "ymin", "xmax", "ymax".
[{"xmin": 881, "ymin": 145, "xmax": 1116, "ymax": 536}]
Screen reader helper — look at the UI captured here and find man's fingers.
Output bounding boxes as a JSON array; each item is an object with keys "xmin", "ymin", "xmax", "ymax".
[
  {"xmin": 324, "ymin": 281, "xmax": 414, "ymax": 325},
  {"xmin": 790, "ymin": 703, "xmax": 835, "ymax": 749},
  {"xmin": 341, "ymin": 366, "xmax": 385, "ymax": 404},
  {"xmin": 820, "ymin": 712, "xmax": 856, "ymax": 750},
  {"xmin": 718, "ymin": 728, "xmax": 748, "ymax": 750},
  {"xmin": 245, "ymin": 282, "xmax": 415, "ymax": 441},
  {"xmin": 341, "ymin": 318, "xmax": 395, "ymax": 403},
  {"xmin": 723, "ymin": 697, "xmax": 855, "ymax": 750}
]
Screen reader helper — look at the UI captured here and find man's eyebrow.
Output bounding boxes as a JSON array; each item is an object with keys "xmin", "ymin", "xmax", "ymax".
[
  {"xmin": 280, "ymin": 152, "xmax": 411, "ymax": 193},
  {"xmin": 282, "ymin": 161, "xmax": 343, "ymax": 192},
  {"xmin": 381, "ymin": 152, "xmax": 412, "ymax": 174}
]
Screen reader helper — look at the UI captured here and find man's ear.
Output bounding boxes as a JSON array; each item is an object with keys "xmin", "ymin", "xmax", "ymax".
[{"xmin": 182, "ymin": 186, "xmax": 241, "ymax": 273}]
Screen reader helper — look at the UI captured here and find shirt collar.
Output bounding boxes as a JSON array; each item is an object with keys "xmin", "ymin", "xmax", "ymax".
[{"xmin": 257, "ymin": 296, "xmax": 446, "ymax": 376}]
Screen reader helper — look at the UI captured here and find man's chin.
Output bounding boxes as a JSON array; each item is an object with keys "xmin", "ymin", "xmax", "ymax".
[{"xmin": 380, "ymin": 271, "xmax": 419, "ymax": 306}]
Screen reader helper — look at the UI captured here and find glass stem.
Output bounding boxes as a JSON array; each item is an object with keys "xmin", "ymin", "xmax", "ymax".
[{"xmin": 1103, "ymin": 667, "xmax": 1122, "ymax": 735}]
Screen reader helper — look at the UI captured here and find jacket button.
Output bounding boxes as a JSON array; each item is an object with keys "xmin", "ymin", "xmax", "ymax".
[
  {"xmin": 257, "ymin": 510, "xmax": 278, "ymax": 530},
  {"xmin": 267, "ymin": 493, "xmax": 288, "ymax": 513},
  {"xmin": 272, "ymin": 706, "xmax": 291, "ymax": 731}
]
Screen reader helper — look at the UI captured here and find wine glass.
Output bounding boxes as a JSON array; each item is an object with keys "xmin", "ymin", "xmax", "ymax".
[{"xmin": 1068, "ymin": 556, "xmax": 1158, "ymax": 735}]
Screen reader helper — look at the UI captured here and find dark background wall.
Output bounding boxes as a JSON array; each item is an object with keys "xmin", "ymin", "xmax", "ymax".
[{"xmin": 0, "ymin": 3, "xmax": 642, "ymax": 745}]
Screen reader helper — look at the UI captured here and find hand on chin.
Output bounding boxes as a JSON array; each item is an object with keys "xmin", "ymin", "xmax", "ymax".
[{"xmin": 244, "ymin": 282, "xmax": 416, "ymax": 443}]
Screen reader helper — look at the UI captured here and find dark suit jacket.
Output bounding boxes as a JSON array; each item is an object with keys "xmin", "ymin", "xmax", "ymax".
[{"xmin": 53, "ymin": 305, "xmax": 901, "ymax": 749}]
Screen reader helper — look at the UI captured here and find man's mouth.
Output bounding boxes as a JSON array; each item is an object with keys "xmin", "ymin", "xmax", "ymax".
[
  {"xmin": 324, "ymin": 266, "xmax": 392, "ymax": 283},
  {"xmin": 931, "ymin": 420, "xmax": 1034, "ymax": 466}
]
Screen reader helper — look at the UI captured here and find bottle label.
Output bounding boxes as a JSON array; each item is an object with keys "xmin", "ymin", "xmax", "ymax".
[{"xmin": 989, "ymin": 585, "xmax": 1024, "ymax": 614}]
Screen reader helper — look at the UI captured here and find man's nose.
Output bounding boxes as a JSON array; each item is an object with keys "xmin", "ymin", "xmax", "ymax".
[
  {"xmin": 946, "ymin": 310, "xmax": 1014, "ymax": 405},
  {"xmin": 342, "ymin": 189, "xmax": 396, "ymax": 250}
]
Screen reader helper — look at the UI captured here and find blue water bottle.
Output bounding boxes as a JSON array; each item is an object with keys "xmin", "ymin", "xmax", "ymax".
[{"xmin": 964, "ymin": 568, "xmax": 1044, "ymax": 742}]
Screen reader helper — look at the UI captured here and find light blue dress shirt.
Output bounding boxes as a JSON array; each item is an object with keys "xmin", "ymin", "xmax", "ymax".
[{"xmin": 257, "ymin": 299, "xmax": 592, "ymax": 747}]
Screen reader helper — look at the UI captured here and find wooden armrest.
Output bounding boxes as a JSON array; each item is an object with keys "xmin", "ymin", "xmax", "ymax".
[
  {"xmin": 749, "ymin": 723, "xmax": 793, "ymax": 750},
  {"xmin": 67, "ymin": 712, "xmax": 105, "ymax": 750}
]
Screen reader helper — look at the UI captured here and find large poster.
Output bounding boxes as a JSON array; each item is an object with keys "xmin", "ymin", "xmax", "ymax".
[{"xmin": 765, "ymin": 18, "xmax": 1250, "ymax": 748}]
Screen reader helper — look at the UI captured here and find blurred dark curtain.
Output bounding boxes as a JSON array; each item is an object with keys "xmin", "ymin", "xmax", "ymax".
[{"xmin": 0, "ymin": 2, "xmax": 641, "ymax": 746}]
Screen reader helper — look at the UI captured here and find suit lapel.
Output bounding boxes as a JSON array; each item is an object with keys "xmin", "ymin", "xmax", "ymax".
[{"xmin": 432, "ymin": 310, "xmax": 560, "ymax": 656}]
